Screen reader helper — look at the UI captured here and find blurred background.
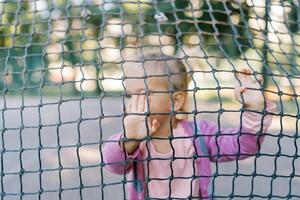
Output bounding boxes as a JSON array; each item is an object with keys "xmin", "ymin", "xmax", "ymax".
[{"xmin": 0, "ymin": 0, "xmax": 299, "ymax": 199}]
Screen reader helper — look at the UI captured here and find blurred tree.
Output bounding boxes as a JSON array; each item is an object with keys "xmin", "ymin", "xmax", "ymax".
[
  {"xmin": 287, "ymin": 0, "xmax": 300, "ymax": 76},
  {"xmin": 0, "ymin": 0, "xmax": 298, "ymax": 95},
  {"xmin": 92, "ymin": 0, "xmax": 252, "ymax": 57}
]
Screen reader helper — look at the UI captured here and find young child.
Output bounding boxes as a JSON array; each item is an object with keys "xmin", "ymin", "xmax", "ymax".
[{"xmin": 102, "ymin": 53, "xmax": 277, "ymax": 199}]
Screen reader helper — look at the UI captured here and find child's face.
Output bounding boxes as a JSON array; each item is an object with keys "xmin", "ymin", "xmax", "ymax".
[{"xmin": 124, "ymin": 67, "xmax": 174, "ymax": 124}]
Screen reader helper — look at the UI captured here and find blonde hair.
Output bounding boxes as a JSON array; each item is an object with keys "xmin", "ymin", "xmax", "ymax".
[{"xmin": 125, "ymin": 52, "xmax": 191, "ymax": 120}]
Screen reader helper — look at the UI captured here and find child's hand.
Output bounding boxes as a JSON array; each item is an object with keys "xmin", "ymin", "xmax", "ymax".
[
  {"xmin": 233, "ymin": 68, "xmax": 266, "ymax": 111},
  {"xmin": 123, "ymin": 92, "xmax": 160, "ymax": 140}
]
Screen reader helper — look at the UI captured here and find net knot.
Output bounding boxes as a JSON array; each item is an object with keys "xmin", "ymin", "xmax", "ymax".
[{"xmin": 154, "ymin": 12, "xmax": 168, "ymax": 24}]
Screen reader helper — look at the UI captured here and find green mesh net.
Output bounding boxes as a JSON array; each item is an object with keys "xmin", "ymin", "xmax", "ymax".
[{"xmin": 0, "ymin": 0, "xmax": 299, "ymax": 199}]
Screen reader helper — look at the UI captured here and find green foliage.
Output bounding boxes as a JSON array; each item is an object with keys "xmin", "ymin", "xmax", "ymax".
[
  {"xmin": 118, "ymin": 0, "xmax": 251, "ymax": 57},
  {"xmin": 0, "ymin": 0, "xmax": 298, "ymax": 94},
  {"xmin": 287, "ymin": 0, "xmax": 300, "ymax": 33}
]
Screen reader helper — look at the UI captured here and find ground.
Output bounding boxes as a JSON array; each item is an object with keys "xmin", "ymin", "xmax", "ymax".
[{"xmin": 0, "ymin": 96, "xmax": 299, "ymax": 199}]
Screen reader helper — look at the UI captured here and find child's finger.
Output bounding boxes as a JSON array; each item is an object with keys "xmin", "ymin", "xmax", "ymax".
[
  {"xmin": 235, "ymin": 69, "xmax": 246, "ymax": 81},
  {"xmin": 122, "ymin": 103, "xmax": 128, "ymax": 113},
  {"xmin": 147, "ymin": 95, "xmax": 152, "ymax": 112},
  {"xmin": 257, "ymin": 74, "xmax": 263, "ymax": 83},
  {"xmin": 237, "ymin": 68, "xmax": 251, "ymax": 80},
  {"xmin": 234, "ymin": 86, "xmax": 245, "ymax": 103},
  {"xmin": 127, "ymin": 101, "xmax": 132, "ymax": 113},
  {"xmin": 143, "ymin": 95, "xmax": 147, "ymax": 113},
  {"xmin": 246, "ymin": 68, "xmax": 251, "ymax": 75},
  {"xmin": 233, "ymin": 75, "xmax": 241, "ymax": 88},
  {"xmin": 237, "ymin": 70, "xmax": 254, "ymax": 86},
  {"xmin": 234, "ymin": 72, "xmax": 246, "ymax": 86},
  {"xmin": 240, "ymin": 68, "xmax": 246, "ymax": 75},
  {"xmin": 241, "ymin": 67, "xmax": 251, "ymax": 75},
  {"xmin": 145, "ymin": 95, "xmax": 150, "ymax": 112},
  {"xmin": 131, "ymin": 95, "xmax": 138, "ymax": 112},
  {"xmin": 240, "ymin": 86, "xmax": 247, "ymax": 93},
  {"xmin": 124, "ymin": 96, "xmax": 132, "ymax": 112},
  {"xmin": 137, "ymin": 94, "xmax": 145, "ymax": 113}
]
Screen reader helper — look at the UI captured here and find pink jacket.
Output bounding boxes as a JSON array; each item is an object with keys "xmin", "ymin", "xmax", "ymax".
[{"xmin": 102, "ymin": 100, "xmax": 277, "ymax": 199}]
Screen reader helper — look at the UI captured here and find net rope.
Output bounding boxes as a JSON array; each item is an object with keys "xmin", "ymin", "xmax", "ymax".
[{"xmin": 0, "ymin": 0, "xmax": 299, "ymax": 199}]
